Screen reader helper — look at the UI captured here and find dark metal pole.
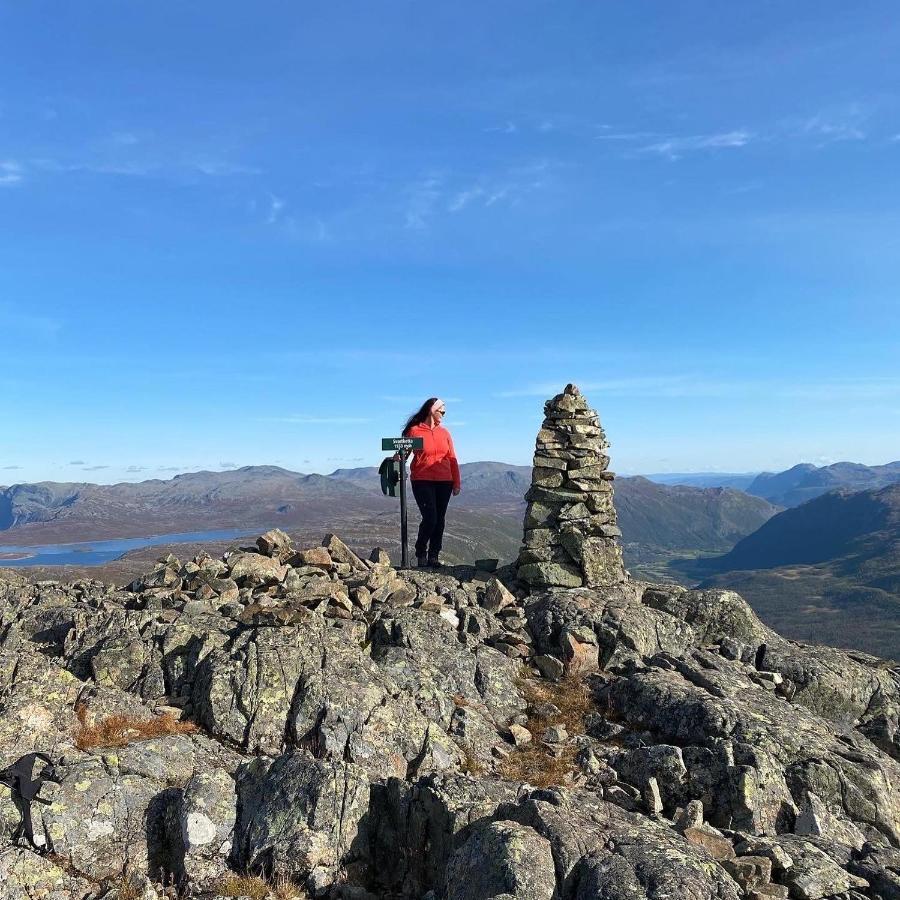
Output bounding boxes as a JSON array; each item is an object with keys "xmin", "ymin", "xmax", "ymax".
[{"xmin": 399, "ymin": 448, "xmax": 409, "ymax": 569}]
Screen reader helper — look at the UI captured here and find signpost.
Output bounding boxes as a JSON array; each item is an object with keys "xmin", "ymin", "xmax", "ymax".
[{"xmin": 381, "ymin": 436, "xmax": 423, "ymax": 568}]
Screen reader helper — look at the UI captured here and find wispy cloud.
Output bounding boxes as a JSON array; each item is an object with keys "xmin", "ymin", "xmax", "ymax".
[
  {"xmin": 485, "ymin": 121, "xmax": 518, "ymax": 134},
  {"xmin": 407, "ymin": 161, "xmax": 555, "ymax": 227},
  {"xmin": 448, "ymin": 186, "xmax": 485, "ymax": 212},
  {"xmin": 265, "ymin": 193, "xmax": 286, "ymax": 225},
  {"xmin": 2, "ymin": 465, "xmax": 22, "ymax": 470},
  {"xmin": 191, "ymin": 159, "xmax": 261, "ymax": 177},
  {"xmin": 595, "ymin": 130, "xmax": 662, "ymax": 142},
  {"xmin": 496, "ymin": 376, "xmax": 711, "ymax": 398},
  {"xmin": 449, "ymin": 183, "xmax": 515, "ymax": 212},
  {"xmin": 219, "ymin": 461, "xmax": 237, "ymax": 468},
  {"xmin": 780, "ymin": 377, "xmax": 900, "ymax": 401},
  {"xmin": 265, "ymin": 415, "xmax": 373, "ymax": 425},
  {"xmin": 68, "ymin": 460, "xmax": 85, "ymax": 466},
  {"xmin": 381, "ymin": 395, "xmax": 464, "ymax": 404},
  {"xmin": 82, "ymin": 464, "xmax": 110, "ymax": 471},
  {"xmin": 496, "ymin": 375, "xmax": 900, "ymax": 402},
  {"xmin": 637, "ymin": 130, "xmax": 754, "ymax": 160},
  {"xmin": 0, "ymin": 160, "xmax": 23, "ymax": 186},
  {"xmin": 797, "ymin": 112, "xmax": 866, "ymax": 145},
  {"xmin": 125, "ymin": 465, "xmax": 146, "ymax": 473},
  {"xmin": 404, "ymin": 176, "xmax": 443, "ymax": 230},
  {"xmin": 31, "ymin": 144, "xmax": 261, "ymax": 181}
]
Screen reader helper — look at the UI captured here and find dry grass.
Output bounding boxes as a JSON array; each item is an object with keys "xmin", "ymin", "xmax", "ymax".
[
  {"xmin": 216, "ymin": 874, "xmax": 307, "ymax": 900},
  {"xmin": 460, "ymin": 747, "xmax": 485, "ymax": 776},
  {"xmin": 74, "ymin": 704, "xmax": 197, "ymax": 751},
  {"xmin": 498, "ymin": 675, "xmax": 592, "ymax": 788},
  {"xmin": 109, "ymin": 878, "xmax": 143, "ymax": 900},
  {"xmin": 520, "ymin": 675, "xmax": 592, "ymax": 734},
  {"xmin": 499, "ymin": 743, "xmax": 578, "ymax": 788},
  {"xmin": 216, "ymin": 875, "xmax": 270, "ymax": 900}
]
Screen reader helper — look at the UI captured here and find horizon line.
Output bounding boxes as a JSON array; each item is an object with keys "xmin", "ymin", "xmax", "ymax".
[{"xmin": 3, "ymin": 458, "xmax": 900, "ymax": 489}]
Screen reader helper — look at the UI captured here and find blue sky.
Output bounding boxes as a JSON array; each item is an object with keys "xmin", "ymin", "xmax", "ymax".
[{"xmin": 1, "ymin": 1, "xmax": 899, "ymax": 485}]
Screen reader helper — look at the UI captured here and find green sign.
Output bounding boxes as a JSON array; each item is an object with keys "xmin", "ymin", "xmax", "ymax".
[{"xmin": 382, "ymin": 437, "xmax": 424, "ymax": 451}]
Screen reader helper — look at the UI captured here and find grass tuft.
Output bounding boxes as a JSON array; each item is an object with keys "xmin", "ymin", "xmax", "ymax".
[
  {"xmin": 109, "ymin": 878, "xmax": 143, "ymax": 900},
  {"xmin": 215, "ymin": 873, "xmax": 307, "ymax": 900},
  {"xmin": 460, "ymin": 747, "xmax": 484, "ymax": 776},
  {"xmin": 74, "ymin": 703, "xmax": 197, "ymax": 751},
  {"xmin": 216, "ymin": 875, "xmax": 270, "ymax": 900},
  {"xmin": 499, "ymin": 743, "xmax": 577, "ymax": 788},
  {"xmin": 521, "ymin": 675, "xmax": 592, "ymax": 733},
  {"xmin": 498, "ymin": 675, "xmax": 592, "ymax": 788}
]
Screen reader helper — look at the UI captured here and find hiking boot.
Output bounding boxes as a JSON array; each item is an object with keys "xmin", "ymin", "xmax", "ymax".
[
  {"xmin": 427, "ymin": 556, "xmax": 444, "ymax": 569},
  {"xmin": 416, "ymin": 555, "xmax": 430, "ymax": 568}
]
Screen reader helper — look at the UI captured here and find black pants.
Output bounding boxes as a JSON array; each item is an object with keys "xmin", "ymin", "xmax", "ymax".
[{"xmin": 411, "ymin": 480, "xmax": 453, "ymax": 559}]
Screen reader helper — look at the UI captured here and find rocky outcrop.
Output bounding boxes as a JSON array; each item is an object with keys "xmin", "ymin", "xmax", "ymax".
[
  {"xmin": 517, "ymin": 384, "xmax": 626, "ymax": 589},
  {"xmin": 0, "ymin": 397, "xmax": 898, "ymax": 899}
]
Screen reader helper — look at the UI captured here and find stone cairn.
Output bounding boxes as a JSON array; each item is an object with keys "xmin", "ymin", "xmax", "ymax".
[{"xmin": 516, "ymin": 384, "xmax": 627, "ymax": 589}]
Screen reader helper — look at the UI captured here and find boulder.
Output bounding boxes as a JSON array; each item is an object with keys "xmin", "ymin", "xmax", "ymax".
[
  {"xmin": 175, "ymin": 768, "xmax": 236, "ymax": 890},
  {"xmin": 323, "ymin": 534, "xmax": 367, "ymax": 570},
  {"xmin": 232, "ymin": 753, "xmax": 369, "ymax": 881},
  {"xmin": 481, "ymin": 578, "xmax": 516, "ymax": 613},
  {"xmin": 779, "ymin": 838, "xmax": 871, "ymax": 899},
  {"xmin": 292, "ymin": 547, "xmax": 334, "ymax": 569},
  {"xmin": 0, "ymin": 848, "xmax": 93, "ymax": 900},
  {"xmin": 227, "ymin": 552, "xmax": 288, "ymax": 586},
  {"xmin": 683, "ymin": 825, "xmax": 735, "ymax": 860},
  {"xmin": 256, "ymin": 529, "xmax": 293, "ymax": 557},
  {"xmin": 40, "ymin": 757, "xmax": 163, "ymax": 881},
  {"xmin": 443, "ymin": 821, "xmax": 555, "ymax": 900}
]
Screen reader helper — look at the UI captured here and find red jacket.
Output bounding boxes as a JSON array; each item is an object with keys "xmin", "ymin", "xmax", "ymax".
[{"xmin": 405, "ymin": 423, "xmax": 461, "ymax": 490}]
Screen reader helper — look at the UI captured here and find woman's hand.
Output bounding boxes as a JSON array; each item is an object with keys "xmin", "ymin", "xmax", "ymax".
[{"xmin": 452, "ymin": 485, "xmax": 461, "ymax": 496}]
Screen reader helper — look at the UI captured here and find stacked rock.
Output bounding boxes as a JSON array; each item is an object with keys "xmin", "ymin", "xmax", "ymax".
[{"xmin": 516, "ymin": 384, "xmax": 626, "ymax": 589}]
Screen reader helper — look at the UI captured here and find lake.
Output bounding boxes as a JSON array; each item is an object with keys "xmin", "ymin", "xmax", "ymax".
[{"xmin": 0, "ymin": 528, "xmax": 253, "ymax": 568}]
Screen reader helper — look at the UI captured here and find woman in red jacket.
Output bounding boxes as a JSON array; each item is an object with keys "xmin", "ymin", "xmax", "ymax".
[{"xmin": 402, "ymin": 397, "xmax": 461, "ymax": 568}]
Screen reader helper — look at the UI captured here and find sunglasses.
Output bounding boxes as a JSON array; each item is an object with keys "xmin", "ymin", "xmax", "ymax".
[{"xmin": 436, "ymin": 408, "xmax": 446, "ymax": 415}]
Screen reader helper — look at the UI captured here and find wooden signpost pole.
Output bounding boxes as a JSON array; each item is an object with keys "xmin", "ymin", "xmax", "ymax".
[
  {"xmin": 398, "ymin": 447, "xmax": 409, "ymax": 569},
  {"xmin": 382, "ymin": 436, "xmax": 423, "ymax": 569}
]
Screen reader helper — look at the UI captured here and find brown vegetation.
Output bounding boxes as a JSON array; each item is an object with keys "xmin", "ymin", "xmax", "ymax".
[
  {"xmin": 74, "ymin": 704, "xmax": 197, "ymax": 751},
  {"xmin": 499, "ymin": 675, "xmax": 591, "ymax": 788},
  {"xmin": 521, "ymin": 674, "xmax": 592, "ymax": 733},
  {"xmin": 109, "ymin": 877, "xmax": 144, "ymax": 900},
  {"xmin": 499, "ymin": 743, "xmax": 577, "ymax": 788},
  {"xmin": 460, "ymin": 747, "xmax": 485, "ymax": 776},
  {"xmin": 216, "ymin": 874, "xmax": 307, "ymax": 900}
]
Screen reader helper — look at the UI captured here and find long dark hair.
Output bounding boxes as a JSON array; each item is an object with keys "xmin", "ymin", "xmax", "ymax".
[{"xmin": 403, "ymin": 397, "xmax": 439, "ymax": 435}]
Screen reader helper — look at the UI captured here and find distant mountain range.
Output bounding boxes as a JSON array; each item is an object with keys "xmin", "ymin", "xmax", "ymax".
[
  {"xmin": 613, "ymin": 477, "xmax": 778, "ymax": 579},
  {"xmin": 644, "ymin": 472, "xmax": 759, "ymax": 490},
  {"xmin": 328, "ymin": 461, "xmax": 533, "ymax": 507},
  {"xmin": 642, "ymin": 461, "xmax": 900, "ymax": 503},
  {"xmin": 744, "ymin": 460, "xmax": 900, "ymax": 507},
  {"xmin": 682, "ymin": 483, "xmax": 900, "ymax": 660},
  {"xmin": 0, "ymin": 463, "xmax": 773, "ymax": 578},
  {"xmin": 5, "ymin": 460, "xmax": 898, "ymax": 658}
]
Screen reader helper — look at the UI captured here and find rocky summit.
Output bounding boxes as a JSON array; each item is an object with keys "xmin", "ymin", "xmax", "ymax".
[
  {"xmin": 517, "ymin": 384, "xmax": 626, "ymax": 589},
  {"xmin": 0, "ymin": 390, "xmax": 899, "ymax": 900}
]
